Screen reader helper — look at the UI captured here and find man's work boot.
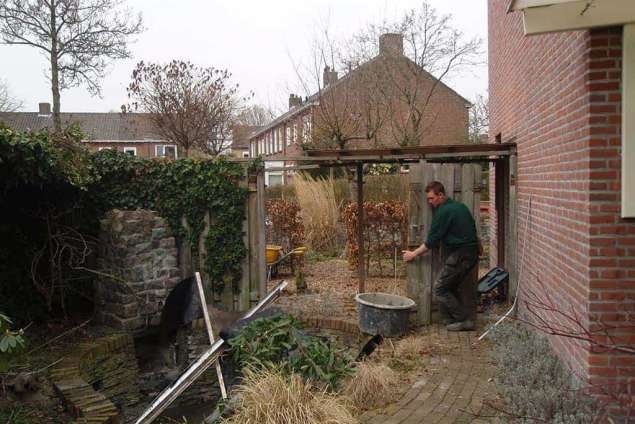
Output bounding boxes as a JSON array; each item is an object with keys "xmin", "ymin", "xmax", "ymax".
[{"xmin": 446, "ymin": 320, "xmax": 475, "ymax": 331}]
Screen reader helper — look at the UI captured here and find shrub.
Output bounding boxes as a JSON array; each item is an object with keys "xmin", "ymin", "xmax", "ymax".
[
  {"xmin": 489, "ymin": 322, "xmax": 597, "ymax": 423},
  {"xmin": 228, "ymin": 314, "xmax": 353, "ymax": 390},
  {"xmin": 341, "ymin": 201, "xmax": 407, "ymax": 275},
  {"xmin": 222, "ymin": 367, "xmax": 356, "ymax": 424},
  {"xmin": 265, "ymin": 199, "xmax": 304, "ymax": 252}
]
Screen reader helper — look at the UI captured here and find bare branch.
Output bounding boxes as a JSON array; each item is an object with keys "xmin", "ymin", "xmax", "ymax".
[
  {"xmin": 0, "ymin": 79, "xmax": 23, "ymax": 112},
  {"xmin": 0, "ymin": 0, "xmax": 144, "ymax": 131}
]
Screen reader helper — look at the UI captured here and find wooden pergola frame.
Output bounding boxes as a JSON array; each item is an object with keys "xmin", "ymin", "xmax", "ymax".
[{"xmin": 232, "ymin": 142, "xmax": 517, "ymax": 293}]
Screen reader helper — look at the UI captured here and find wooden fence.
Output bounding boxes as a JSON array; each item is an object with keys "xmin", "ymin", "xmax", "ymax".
[{"xmin": 406, "ymin": 161, "xmax": 483, "ymax": 326}]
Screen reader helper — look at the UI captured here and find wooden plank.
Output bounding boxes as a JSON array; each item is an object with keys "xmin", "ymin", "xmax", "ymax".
[
  {"xmin": 356, "ymin": 162, "xmax": 366, "ymax": 293},
  {"xmin": 256, "ymin": 172, "xmax": 267, "ymax": 300},
  {"xmin": 419, "ymin": 161, "xmax": 437, "ymax": 325},
  {"xmin": 238, "ymin": 171, "xmax": 251, "ymax": 311},
  {"xmin": 194, "ymin": 272, "xmax": 227, "ymax": 400},
  {"xmin": 406, "ymin": 161, "xmax": 426, "ymax": 326},
  {"xmin": 507, "ymin": 156, "xmax": 518, "ymax": 299}
]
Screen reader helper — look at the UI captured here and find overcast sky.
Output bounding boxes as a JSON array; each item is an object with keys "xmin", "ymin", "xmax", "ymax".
[{"xmin": 0, "ymin": 0, "xmax": 488, "ymax": 114}]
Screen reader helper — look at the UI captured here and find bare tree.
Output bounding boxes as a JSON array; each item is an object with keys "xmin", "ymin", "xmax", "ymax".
[
  {"xmin": 341, "ymin": 2, "xmax": 483, "ymax": 146},
  {"xmin": 0, "ymin": 78, "xmax": 22, "ymax": 112},
  {"xmin": 124, "ymin": 60, "xmax": 246, "ymax": 158},
  {"xmin": 290, "ymin": 26, "xmax": 385, "ymax": 151},
  {"xmin": 235, "ymin": 104, "xmax": 275, "ymax": 127},
  {"xmin": 0, "ymin": 0, "xmax": 143, "ymax": 132},
  {"xmin": 469, "ymin": 94, "xmax": 489, "ymax": 143}
]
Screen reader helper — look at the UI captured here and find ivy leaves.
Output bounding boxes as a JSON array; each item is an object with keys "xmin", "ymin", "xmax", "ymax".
[{"xmin": 88, "ymin": 150, "xmax": 249, "ymax": 292}]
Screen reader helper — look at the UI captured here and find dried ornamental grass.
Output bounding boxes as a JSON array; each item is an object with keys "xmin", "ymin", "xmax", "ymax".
[
  {"xmin": 222, "ymin": 367, "xmax": 357, "ymax": 424},
  {"xmin": 343, "ymin": 361, "xmax": 400, "ymax": 410},
  {"xmin": 394, "ymin": 335, "xmax": 428, "ymax": 361},
  {"xmin": 292, "ymin": 174, "xmax": 341, "ymax": 253}
]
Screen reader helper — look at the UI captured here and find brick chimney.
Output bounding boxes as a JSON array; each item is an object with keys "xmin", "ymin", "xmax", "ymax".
[
  {"xmin": 288, "ymin": 94, "xmax": 302, "ymax": 109},
  {"xmin": 322, "ymin": 66, "xmax": 338, "ymax": 87},
  {"xmin": 379, "ymin": 33, "xmax": 404, "ymax": 56},
  {"xmin": 38, "ymin": 102, "xmax": 51, "ymax": 115}
]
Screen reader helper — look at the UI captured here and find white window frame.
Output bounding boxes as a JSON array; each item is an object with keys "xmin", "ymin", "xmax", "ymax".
[
  {"xmin": 155, "ymin": 144, "xmax": 178, "ymax": 159},
  {"xmin": 98, "ymin": 146, "xmax": 112, "ymax": 151},
  {"xmin": 242, "ymin": 151, "xmax": 249, "ymax": 158},
  {"xmin": 123, "ymin": 146, "xmax": 137, "ymax": 156},
  {"xmin": 286, "ymin": 126, "xmax": 291, "ymax": 146}
]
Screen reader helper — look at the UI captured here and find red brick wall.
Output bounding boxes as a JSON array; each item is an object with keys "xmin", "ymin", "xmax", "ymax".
[
  {"xmin": 489, "ymin": 0, "xmax": 635, "ymax": 392},
  {"xmin": 83, "ymin": 141, "xmax": 179, "ymax": 159}
]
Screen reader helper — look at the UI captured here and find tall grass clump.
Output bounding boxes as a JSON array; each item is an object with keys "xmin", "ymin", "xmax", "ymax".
[
  {"xmin": 343, "ymin": 361, "xmax": 399, "ymax": 411},
  {"xmin": 293, "ymin": 173, "xmax": 341, "ymax": 253},
  {"xmin": 489, "ymin": 322, "xmax": 597, "ymax": 423},
  {"xmin": 222, "ymin": 367, "xmax": 357, "ymax": 424}
]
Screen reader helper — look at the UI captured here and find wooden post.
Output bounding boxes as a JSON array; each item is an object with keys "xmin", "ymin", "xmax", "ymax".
[
  {"xmin": 256, "ymin": 171, "xmax": 267, "ymax": 299},
  {"xmin": 356, "ymin": 162, "xmax": 365, "ymax": 293},
  {"xmin": 506, "ymin": 155, "xmax": 518, "ymax": 300},
  {"xmin": 238, "ymin": 169, "xmax": 251, "ymax": 311}
]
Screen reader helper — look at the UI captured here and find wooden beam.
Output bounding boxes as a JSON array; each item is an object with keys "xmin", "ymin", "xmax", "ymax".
[
  {"xmin": 624, "ymin": 24, "xmax": 635, "ymax": 217},
  {"xmin": 357, "ymin": 162, "xmax": 366, "ymax": 293},
  {"xmin": 520, "ymin": 0, "xmax": 635, "ymax": 35}
]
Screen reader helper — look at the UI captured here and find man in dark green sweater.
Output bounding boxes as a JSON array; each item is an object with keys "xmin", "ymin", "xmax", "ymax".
[{"xmin": 402, "ymin": 181, "xmax": 480, "ymax": 331}]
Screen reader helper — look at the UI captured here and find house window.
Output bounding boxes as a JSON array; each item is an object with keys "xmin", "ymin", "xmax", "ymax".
[
  {"xmin": 293, "ymin": 123, "xmax": 297, "ymax": 143},
  {"xmin": 286, "ymin": 127, "xmax": 292, "ymax": 146},
  {"xmin": 268, "ymin": 173, "xmax": 283, "ymax": 186},
  {"xmin": 243, "ymin": 151, "xmax": 249, "ymax": 158},
  {"xmin": 302, "ymin": 116, "xmax": 312, "ymax": 143},
  {"xmin": 98, "ymin": 146, "xmax": 112, "ymax": 151},
  {"xmin": 156, "ymin": 145, "xmax": 177, "ymax": 159},
  {"xmin": 123, "ymin": 147, "xmax": 137, "ymax": 156},
  {"xmin": 273, "ymin": 130, "xmax": 277, "ymax": 154}
]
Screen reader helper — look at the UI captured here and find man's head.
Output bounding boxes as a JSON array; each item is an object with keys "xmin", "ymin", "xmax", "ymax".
[{"xmin": 425, "ymin": 181, "xmax": 447, "ymax": 208}]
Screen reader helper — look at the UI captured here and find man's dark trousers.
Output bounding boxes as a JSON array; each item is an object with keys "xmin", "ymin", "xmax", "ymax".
[{"xmin": 435, "ymin": 246, "xmax": 479, "ymax": 323}]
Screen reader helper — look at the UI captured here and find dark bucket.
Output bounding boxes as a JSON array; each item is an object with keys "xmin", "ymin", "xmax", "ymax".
[{"xmin": 355, "ymin": 292, "xmax": 416, "ymax": 337}]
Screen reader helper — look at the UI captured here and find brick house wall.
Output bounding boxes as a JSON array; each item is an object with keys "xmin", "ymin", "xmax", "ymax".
[
  {"xmin": 83, "ymin": 141, "xmax": 178, "ymax": 158},
  {"xmin": 489, "ymin": 0, "xmax": 635, "ymax": 396}
]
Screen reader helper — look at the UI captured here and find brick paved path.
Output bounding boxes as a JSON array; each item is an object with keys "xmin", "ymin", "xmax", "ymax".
[{"xmin": 359, "ymin": 324, "xmax": 500, "ymax": 424}]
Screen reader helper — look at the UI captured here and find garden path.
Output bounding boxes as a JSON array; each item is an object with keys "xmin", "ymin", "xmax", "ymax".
[{"xmin": 270, "ymin": 258, "xmax": 503, "ymax": 423}]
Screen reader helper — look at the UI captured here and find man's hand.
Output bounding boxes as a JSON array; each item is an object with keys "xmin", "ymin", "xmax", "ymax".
[{"xmin": 402, "ymin": 250, "xmax": 417, "ymax": 262}]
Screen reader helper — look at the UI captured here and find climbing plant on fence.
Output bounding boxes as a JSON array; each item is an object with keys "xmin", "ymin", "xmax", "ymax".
[
  {"xmin": 0, "ymin": 126, "xmax": 253, "ymax": 320},
  {"xmin": 89, "ymin": 150, "xmax": 249, "ymax": 293},
  {"xmin": 341, "ymin": 201, "xmax": 408, "ymax": 276}
]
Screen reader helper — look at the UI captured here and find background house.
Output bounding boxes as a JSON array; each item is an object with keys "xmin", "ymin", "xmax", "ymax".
[
  {"xmin": 489, "ymin": 0, "xmax": 635, "ymax": 406},
  {"xmin": 0, "ymin": 103, "xmax": 177, "ymax": 159},
  {"xmin": 249, "ymin": 33, "xmax": 471, "ymax": 186}
]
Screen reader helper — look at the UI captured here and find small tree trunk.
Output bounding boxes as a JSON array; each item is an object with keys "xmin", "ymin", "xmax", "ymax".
[{"xmin": 50, "ymin": 1, "xmax": 61, "ymax": 133}]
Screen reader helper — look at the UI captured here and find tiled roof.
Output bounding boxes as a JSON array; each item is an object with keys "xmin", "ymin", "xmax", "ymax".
[{"xmin": 0, "ymin": 112, "xmax": 164, "ymax": 141}]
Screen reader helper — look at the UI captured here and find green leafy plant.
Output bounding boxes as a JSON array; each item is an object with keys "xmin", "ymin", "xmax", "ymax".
[
  {"xmin": 229, "ymin": 314, "xmax": 353, "ymax": 390},
  {"xmin": 0, "ymin": 313, "xmax": 26, "ymax": 373}
]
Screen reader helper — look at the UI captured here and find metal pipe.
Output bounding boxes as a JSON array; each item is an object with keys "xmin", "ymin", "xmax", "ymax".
[{"xmin": 134, "ymin": 279, "xmax": 289, "ymax": 424}]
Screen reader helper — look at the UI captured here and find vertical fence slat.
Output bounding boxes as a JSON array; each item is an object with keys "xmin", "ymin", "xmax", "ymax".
[
  {"xmin": 256, "ymin": 172, "xmax": 267, "ymax": 300},
  {"xmin": 407, "ymin": 161, "xmax": 426, "ymax": 326},
  {"xmin": 238, "ymin": 169, "xmax": 252, "ymax": 311}
]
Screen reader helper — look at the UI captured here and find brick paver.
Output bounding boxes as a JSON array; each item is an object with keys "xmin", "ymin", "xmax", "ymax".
[{"xmin": 359, "ymin": 324, "xmax": 500, "ymax": 424}]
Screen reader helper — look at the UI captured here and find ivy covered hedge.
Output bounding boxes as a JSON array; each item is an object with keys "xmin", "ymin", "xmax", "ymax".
[{"xmin": 0, "ymin": 125, "xmax": 253, "ymax": 321}]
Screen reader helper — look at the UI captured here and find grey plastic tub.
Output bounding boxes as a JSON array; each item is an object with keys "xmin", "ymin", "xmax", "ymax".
[{"xmin": 355, "ymin": 292, "xmax": 416, "ymax": 337}]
